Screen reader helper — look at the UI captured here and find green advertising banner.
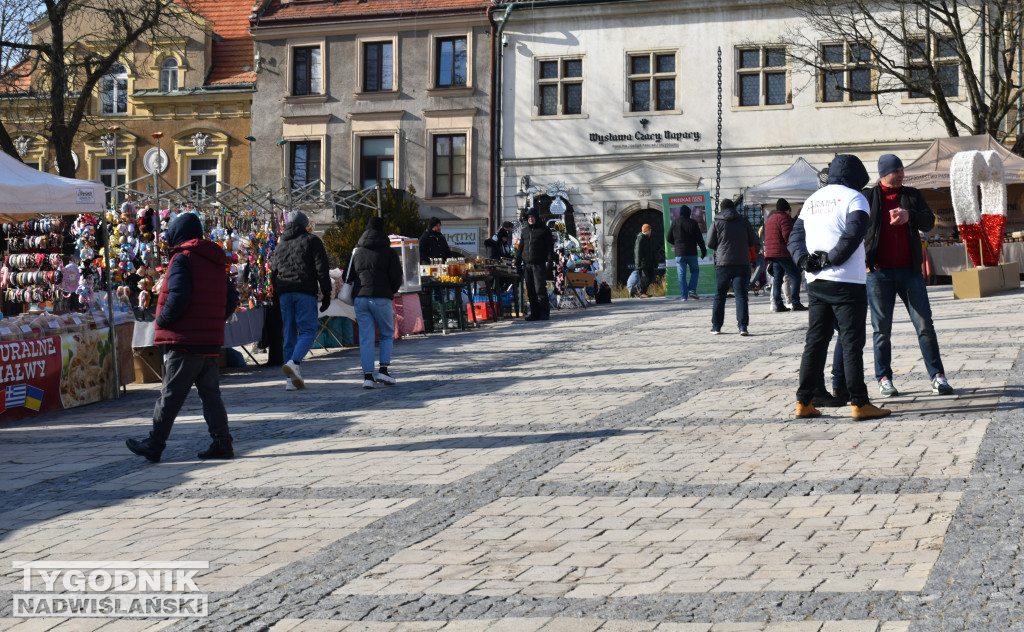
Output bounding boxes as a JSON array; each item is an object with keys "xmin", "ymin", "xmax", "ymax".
[{"xmin": 662, "ymin": 192, "xmax": 716, "ymax": 297}]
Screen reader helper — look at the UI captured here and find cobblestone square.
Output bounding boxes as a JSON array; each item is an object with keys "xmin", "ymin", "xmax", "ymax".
[{"xmin": 1, "ymin": 286, "xmax": 1023, "ymax": 631}]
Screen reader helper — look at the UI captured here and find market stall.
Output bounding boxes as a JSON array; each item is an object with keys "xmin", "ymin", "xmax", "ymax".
[
  {"xmin": 743, "ymin": 158, "xmax": 822, "ymax": 206},
  {"xmin": 0, "ymin": 151, "xmax": 138, "ymax": 424}
]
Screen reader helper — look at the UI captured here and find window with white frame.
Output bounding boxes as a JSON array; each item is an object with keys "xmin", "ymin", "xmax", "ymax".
[
  {"xmin": 432, "ymin": 134, "xmax": 466, "ymax": 197},
  {"xmin": 907, "ymin": 35, "xmax": 959, "ymax": 98},
  {"xmin": 289, "ymin": 141, "xmax": 321, "ymax": 189},
  {"xmin": 628, "ymin": 51, "xmax": 676, "ymax": 112},
  {"xmin": 435, "ymin": 36, "xmax": 468, "ymax": 88},
  {"xmin": 360, "ymin": 137, "xmax": 394, "ymax": 189},
  {"xmin": 160, "ymin": 58, "xmax": 179, "ymax": 93},
  {"xmin": 820, "ymin": 42, "xmax": 872, "ymax": 103},
  {"xmin": 736, "ymin": 46, "xmax": 787, "ymax": 107},
  {"xmin": 292, "ymin": 46, "xmax": 322, "ymax": 96},
  {"xmin": 189, "ymin": 158, "xmax": 218, "ymax": 198},
  {"xmin": 363, "ymin": 41, "xmax": 394, "ymax": 92},
  {"xmin": 537, "ymin": 57, "xmax": 583, "ymax": 116},
  {"xmin": 101, "ymin": 63, "xmax": 128, "ymax": 115},
  {"xmin": 98, "ymin": 157, "xmax": 126, "ymax": 207}
]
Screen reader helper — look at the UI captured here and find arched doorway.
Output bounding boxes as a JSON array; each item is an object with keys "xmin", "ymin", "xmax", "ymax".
[{"xmin": 616, "ymin": 207, "xmax": 665, "ymax": 285}]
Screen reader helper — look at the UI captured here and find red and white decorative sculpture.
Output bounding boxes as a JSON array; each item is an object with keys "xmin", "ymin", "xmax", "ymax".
[{"xmin": 950, "ymin": 149, "xmax": 1007, "ymax": 267}]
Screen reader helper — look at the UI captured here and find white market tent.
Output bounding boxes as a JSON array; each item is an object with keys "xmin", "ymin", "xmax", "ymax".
[
  {"xmin": 902, "ymin": 133, "xmax": 1024, "ymax": 187},
  {"xmin": 0, "ymin": 148, "xmax": 104, "ymax": 221},
  {"xmin": 743, "ymin": 157, "xmax": 821, "ymax": 205}
]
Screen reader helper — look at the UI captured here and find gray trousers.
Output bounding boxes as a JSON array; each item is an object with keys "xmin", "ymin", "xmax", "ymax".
[{"xmin": 150, "ymin": 348, "xmax": 230, "ymax": 447}]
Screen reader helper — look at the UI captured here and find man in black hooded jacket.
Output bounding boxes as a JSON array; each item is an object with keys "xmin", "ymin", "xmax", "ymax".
[
  {"xmin": 517, "ymin": 208, "xmax": 555, "ymax": 321},
  {"xmin": 788, "ymin": 155, "xmax": 890, "ymax": 420},
  {"xmin": 419, "ymin": 217, "xmax": 452, "ymax": 263}
]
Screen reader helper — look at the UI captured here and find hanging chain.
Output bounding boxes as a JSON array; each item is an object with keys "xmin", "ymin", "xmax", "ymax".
[{"xmin": 715, "ymin": 46, "xmax": 723, "ymax": 211}]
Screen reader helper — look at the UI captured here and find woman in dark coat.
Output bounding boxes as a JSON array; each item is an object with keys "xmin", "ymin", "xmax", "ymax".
[{"xmin": 348, "ymin": 216, "xmax": 403, "ymax": 389}]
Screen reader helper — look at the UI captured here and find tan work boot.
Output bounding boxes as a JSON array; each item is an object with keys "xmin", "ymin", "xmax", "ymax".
[
  {"xmin": 795, "ymin": 402, "xmax": 821, "ymax": 418},
  {"xmin": 851, "ymin": 402, "xmax": 891, "ymax": 419}
]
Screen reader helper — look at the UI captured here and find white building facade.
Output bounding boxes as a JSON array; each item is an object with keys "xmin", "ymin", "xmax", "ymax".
[{"xmin": 496, "ymin": 0, "xmax": 976, "ymax": 284}]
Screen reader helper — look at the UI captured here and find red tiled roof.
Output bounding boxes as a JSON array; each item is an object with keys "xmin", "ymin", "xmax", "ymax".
[
  {"xmin": 254, "ymin": 0, "xmax": 490, "ymax": 27},
  {"xmin": 0, "ymin": 58, "xmax": 34, "ymax": 93},
  {"xmin": 191, "ymin": 0, "xmax": 257, "ymax": 85}
]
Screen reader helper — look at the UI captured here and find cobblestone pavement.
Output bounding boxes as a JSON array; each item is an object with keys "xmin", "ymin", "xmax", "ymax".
[{"xmin": 1, "ymin": 285, "xmax": 1023, "ymax": 632}]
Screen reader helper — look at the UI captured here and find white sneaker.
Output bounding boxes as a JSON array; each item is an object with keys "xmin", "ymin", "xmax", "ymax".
[
  {"xmin": 373, "ymin": 371, "xmax": 397, "ymax": 385},
  {"xmin": 362, "ymin": 379, "xmax": 376, "ymax": 389},
  {"xmin": 285, "ymin": 378, "xmax": 298, "ymax": 391},
  {"xmin": 283, "ymin": 360, "xmax": 304, "ymax": 389}
]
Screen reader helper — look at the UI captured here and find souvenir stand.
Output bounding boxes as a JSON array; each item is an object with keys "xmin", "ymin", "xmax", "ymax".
[
  {"xmin": 114, "ymin": 177, "xmax": 278, "ymax": 381},
  {"xmin": 546, "ymin": 183, "xmax": 600, "ymax": 310},
  {"xmin": 0, "ymin": 151, "xmax": 136, "ymax": 424}
]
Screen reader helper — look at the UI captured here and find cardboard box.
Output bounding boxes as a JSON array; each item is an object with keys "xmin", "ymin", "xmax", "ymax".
[
  {"xmin": 565, "ymin": 272, "xmax": 595, "ymax": 288},
  {"xmin": 133, "ymin": 345, "xmax": 163, "ymax": 384},
  {"xmin": 952, "ymin": 261, "xmax": 1021, "ymax": 299}
]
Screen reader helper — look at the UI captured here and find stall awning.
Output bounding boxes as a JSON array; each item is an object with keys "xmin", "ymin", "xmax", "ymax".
[
  {"xmin": 0, "ymin": 150, "xmax": 104, "ymax": 221},
  {"xmin": 744, "ymin": 158, "xmax": 821, "ymax": 205},
  {"xmin": 903, "ymin": 134, "xmax": 1024, "ymax": 188}
]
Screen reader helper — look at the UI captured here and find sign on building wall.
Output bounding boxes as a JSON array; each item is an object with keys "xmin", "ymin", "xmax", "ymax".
[
  {"xmin": 662, "ymin": 192, "xmax": 715, "ymax": 296},
  {"xmin": 441, "ymin": 227, "xmax": 479, "ymax": 254}
]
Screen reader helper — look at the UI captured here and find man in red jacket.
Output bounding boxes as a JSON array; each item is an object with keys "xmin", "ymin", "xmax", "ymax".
[
  {"xmin": 763, "ymin": 198, "xmax": 806, "ymax": 312},
  {"xmin": 127, "ymin": 213, "xmax": 239, "ymax": 463}
]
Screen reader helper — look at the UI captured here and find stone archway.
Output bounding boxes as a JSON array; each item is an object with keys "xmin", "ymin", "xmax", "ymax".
[{"xmin": 614, "ymin": 203, "xmax": 666, "ymax": 285}]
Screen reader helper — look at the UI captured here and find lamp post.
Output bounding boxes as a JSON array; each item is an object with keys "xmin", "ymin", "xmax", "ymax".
[
  {"xmin": 245, "ymin": 135, "xmax": 255, "ymax": 187},
  {"xmin": 276, "ymin": 139, "xmax": 288, "ymax": 213},
  {"xmin": 151, "ymin": 132, "xmax": 163, "ymax": 221},
  {"xmin": 102, "ymin": 125, "xmax": 122, "ymax": 398}
]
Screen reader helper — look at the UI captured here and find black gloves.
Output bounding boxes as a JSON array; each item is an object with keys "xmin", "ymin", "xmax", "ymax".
[
  {"xmin": 320, "ymin": 297, "xmax": 331, "ymax": 313},
  {"xmin": 701, "ymin": 250, "xmax": 708, "ymax": 259},
  {"xmin": 799, "ymin": 251, "xmax": 832, "ymax": 273}
]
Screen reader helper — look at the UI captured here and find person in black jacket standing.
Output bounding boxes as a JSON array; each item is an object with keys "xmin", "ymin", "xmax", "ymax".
[
  {"xmin": 517, "ymin": 208, "xmax": 555, "ymax": 321},
  {"xmin": 419, "ymin": 217, "xmax": 452, "ymax": 263},
  {"xmin": 667, "ymin": 205, "xmax": 707, "ymax": 300},
  {"xmin": 862, "ymin": 154, "xmax": 953, "ymax": 397},
  {"xmin": 349, "ymin": 216, "xmax": 403, "ymax": 389},
  {"xmin": 706, "ymin": 199, "xmax": 759, "ymax": 335},
  {"xmin": 270, "ymin": 212, "xmax": 331, "ymax": 391}
]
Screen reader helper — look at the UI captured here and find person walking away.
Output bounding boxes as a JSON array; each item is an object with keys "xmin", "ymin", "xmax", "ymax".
[
  {"xmin": 667, "ymin": 205, "xmax": 707, "ymax": 300},
  {"xmin": 126, "ymin": 213, "xmax": 240, "ymax": 462},
  {"xmin": 270, "ymin": 211, "xmax": 331, "ymax": 391},
  {"xmin": 350, "ymin": 216, "xmax": 403, "ymax": 389},
  {"xmin": 863, "ymin": 154, "xmax": 953, "ymax": 397},
  {"xmin": 706, "ymin": 199, "xmax": 759, "ymax": 335},
  {"xmin": 788, "ymin": 154, "xmax": 889, "ymax": 419},
  {"xmin": 633, "ymin": 224, "xmax": 657, "ymax": 298},
  {"xmin": 517, "ymin": 208, "xmax": 555, "ymax": 320},
  {"xmin": 764, "ymin": 198, "xmax": 806, "ymax": 312},
  {"xmin": 419, "ymin": 217, "xmax": 452, "ymax": 263}
]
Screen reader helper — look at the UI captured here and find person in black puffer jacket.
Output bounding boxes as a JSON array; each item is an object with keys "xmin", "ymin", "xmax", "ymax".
[
  {"xmin": 270, "ymin": 211, "xmax": 331, "ymax": 391},
  {"xmin": 348, "ymin": 216, "xmax": 403, "ymax": 389},
  {"xmin": 516, "ymin": 208, "xmax": 555, "ymax": 321},
  {"xmin": 419, "ymin": 217, "xmax": 452, "ymax": 263},
  {"xmin": 706, "ymin": 199, "xmax": 760, "ymax": 335}
]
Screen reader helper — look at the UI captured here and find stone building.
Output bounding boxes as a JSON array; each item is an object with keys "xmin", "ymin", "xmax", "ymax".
[
  {"xmin": 0, "ymin": 0, "xmax": 256, "ymax": 209},
  {"xmin": 248, "ymin": 0, "xmax": 493, "ymax": 246},
  {"xmin": 495, "ymin": 0, "xmax": 975, "ymax": 284}
]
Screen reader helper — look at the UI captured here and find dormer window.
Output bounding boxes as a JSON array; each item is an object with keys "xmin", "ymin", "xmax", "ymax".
[{"xmin": 160, "ymin": 58, "xmax": 179, "ymax": 92}]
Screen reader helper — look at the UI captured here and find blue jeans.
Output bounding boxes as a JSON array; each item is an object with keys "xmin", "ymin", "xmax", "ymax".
[
  {"xmin": 769, "ymin": 257, "xmax": 802, "ymax": 307},
  {"xmin": 866, "ymin": 267, "xmax": 945, "ymax": 381},
  {"xmin": 280, "ymin": 292, "xmax": 318, "ymax": 364},
  {"xmin": 355, "ymin": 297, "xmax": 395, "ymax": 375},
  {"xmin": 711, "ymin": 264, "xmax": 749, "ymax": 330},
  {"xmin": 675, "ymin": 256, "xmax": 700, "ymax": 297}
]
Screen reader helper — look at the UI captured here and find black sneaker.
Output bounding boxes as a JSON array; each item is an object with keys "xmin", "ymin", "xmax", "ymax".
[
  {"xmin": 197, "ymin": 438, "xmax": 234, "ymax": 460},
  {"xmin": 126, "ymin": 437, "xmax": 163, "ymax": 463},
  {"xmin": 791, "ymin": 303, "xmax": 808, "ymax": 311}
]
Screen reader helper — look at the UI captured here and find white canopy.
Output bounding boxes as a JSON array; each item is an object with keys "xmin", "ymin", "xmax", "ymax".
[
  {"xmin": 0, "ymin": 149, "xmax": 104, "ymax": 221},
  {"xmin": 902, "ymin": 134, "xmax": 1024, "ymax": 188},
  {"xmin": 743, "ymin": 157, "xmax": 821, "ymax": 205}
]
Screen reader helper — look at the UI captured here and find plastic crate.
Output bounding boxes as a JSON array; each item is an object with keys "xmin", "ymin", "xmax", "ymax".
[{"xmin": 466, "ymin": 301, "xmax": 496, "ymax": 322}]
